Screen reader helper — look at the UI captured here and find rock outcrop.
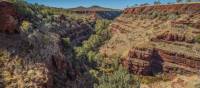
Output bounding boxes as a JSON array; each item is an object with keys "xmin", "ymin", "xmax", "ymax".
[{"xmin": 0, "ymin": 1, "xmax": 20, "ymax": 33}]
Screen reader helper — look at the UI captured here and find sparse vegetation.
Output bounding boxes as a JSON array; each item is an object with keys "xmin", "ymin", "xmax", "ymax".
[
  {"xmin": 195, "ymin": 34, "xmax": 200, "ymax": 43},
  {"xmin": 94, "ymin": 65, "xmax": 136, "ymax": 88}
]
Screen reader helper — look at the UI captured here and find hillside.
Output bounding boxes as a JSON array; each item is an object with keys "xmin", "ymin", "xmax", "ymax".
[
  {"xmin": 68, "ymin": 6, "xmax": 122, "ymax": 20},
  {"xmin": 100, "ymin": 3, "xmax": 200, "ymax": 87},
  {"xmin": 68, "ymin": 5, "xmax": 120, "ymax": 11}
]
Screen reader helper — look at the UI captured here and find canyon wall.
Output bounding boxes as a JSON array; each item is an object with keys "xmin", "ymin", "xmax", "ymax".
[
  {"xmin": 100, "ymin": 3, "xmax": 200, "ymax": 75},
  {"xmin": 122, "ymin": 47, "xmax": 200, "ymax": 75}
]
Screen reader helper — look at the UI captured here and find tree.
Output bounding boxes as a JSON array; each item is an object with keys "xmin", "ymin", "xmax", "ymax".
[
  {"xmin": 131, "ymin": 4, "xmax": 138, "ymax": 7},
  {"xmin": 62, "ymin": 37, "xmax": 70, "ymax": 47},
  {"xmin": 176, "ymin": 0, "xmax": 182, "ymax": 3},
  {"xmin": 154, "ymin": 0, "xmax": 161, "ymax": 5},
  {"xmin": 186, "ymin": 0, "xmax": 192, "ymax": 2},
  {"xmin": 134, "ymin": 4, "xmax": 138, "ymax": 7},
  {"xmin": 87, "ymin": 51, "xmax": 98, "ymax": 63},
  {"xmin": 167, "ymin": 2, "xmax": 173, "ymax": 4},
  {"xmin": 140, "ymin": 3, "xmax": 149, "ymax": 6},
  {"xmin": 75, "ymin": 19, "xmax": 111, "ymax": 59},
  {"xmin": 94, "ymin": 65, "xmax": 139, "ymax": 88}
]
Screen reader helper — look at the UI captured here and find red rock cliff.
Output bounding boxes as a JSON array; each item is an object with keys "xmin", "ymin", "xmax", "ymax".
[
  {"xmin": 104, "ymin": 3, "xmax": 200, "ymax": 76},
  {"xmin": 124, "ymin": 3, "xmax": 200, "ymax": 14},
  {"xmin": 122, "ymin": 47, "xmax": 200, "ymax": 75}
]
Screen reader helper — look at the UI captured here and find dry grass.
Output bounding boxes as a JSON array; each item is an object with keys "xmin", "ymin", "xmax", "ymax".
[
  {"xmin": 140, "ymin": 74, "xmax": 200, "ymax": 88},
  {"xmin": 0, "ymin": 51, "xmax": 48, "ymax": 88}
]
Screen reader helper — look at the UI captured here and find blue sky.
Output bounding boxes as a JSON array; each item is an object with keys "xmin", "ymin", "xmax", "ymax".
[{"xmin": 26, "ymin": 0, "xmax": 176, "ymax": 9}]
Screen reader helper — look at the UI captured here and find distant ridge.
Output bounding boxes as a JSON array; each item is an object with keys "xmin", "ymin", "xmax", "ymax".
[{"xmin": 68, "ymin": 5, "xmax": 121, "ymax": 11}]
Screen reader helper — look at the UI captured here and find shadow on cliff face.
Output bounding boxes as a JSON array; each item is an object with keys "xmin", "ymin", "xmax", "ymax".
[
  {"xmin": 142, "ymin": 49, "xmax": 164, "ymax": 76},
  {"xmin": 97, "ymin": 11, "xmax": 122, "ymax": 20}
]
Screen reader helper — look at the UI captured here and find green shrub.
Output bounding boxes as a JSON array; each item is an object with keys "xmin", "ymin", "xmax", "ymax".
[
  {"xmin": 149, "ymin": 11, "xmax": 159, "ymax": 19},
  {"xmin": 62, "ymin": 37, "xmax": 71, "ymax": 47},
  {"xmin": 42, "ymin": 35, "xmax": 51, "ymax": 44},
  {"xmin": 75, "ymin": 19, "xmax": 111, "ymax": 59},
  {"xmin": 14, "ymin": 1, "xmax": 34, "ymax": 17},
  {"xmin": 87, "ymin": 51, "xmax": 97, "ymax": 62},
  {"xmin": 75, "ymin": 47, "xmax": 87, "ymax": 58},
  {"xmin": 21, "ymin": 20, "xmax": 31, "ymax": 32},
  {"xmin": 95, "ymin": 20, "xmax": 111, "ymax": 34},
  {"xmin": 94, "ymin": 65, "xmax": 138, "ymax": 88},
  {"xmin": 167, "ymin": 13, "xmax": 179, "ymax": 20},
  {"xmin": 195, "ymin": 35, "xmax": 200, "ymax": 43}
]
